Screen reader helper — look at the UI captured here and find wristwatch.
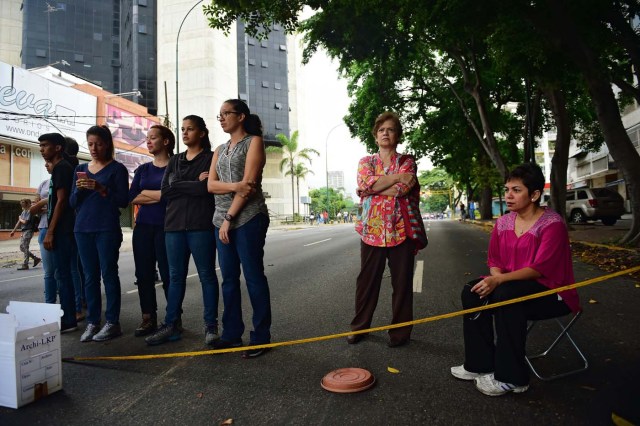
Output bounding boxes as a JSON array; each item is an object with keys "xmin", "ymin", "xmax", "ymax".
[{"xmin": 224, "ymin": 213, "xmax": 234, "ymax": 222}]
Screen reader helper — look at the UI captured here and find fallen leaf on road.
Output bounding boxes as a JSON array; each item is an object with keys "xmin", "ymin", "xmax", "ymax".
[
  {"xmin": 387, "ymin": 367, "xmax": 400, "ymax": 374},
  {"xmin": 197, "ymin": 392, "xmax": 204, "ymax": 398},
  {"xmin": 588, "ymin": 299, "xmax": 598, "ymax": 304},
  {"xmin": 220, "ymin": 419, "xmax": 233, "ymax": 425}
]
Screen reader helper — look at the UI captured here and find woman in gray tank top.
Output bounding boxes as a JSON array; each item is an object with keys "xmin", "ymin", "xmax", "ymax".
[{"xmin": 207, "ymin": 99, "xmax": 271, "ymax": 358}]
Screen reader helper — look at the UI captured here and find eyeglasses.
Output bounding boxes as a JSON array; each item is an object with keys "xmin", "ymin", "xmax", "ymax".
[{"xmin": 216, "ymin": 111, "xmax": 240, "ymax": 120}]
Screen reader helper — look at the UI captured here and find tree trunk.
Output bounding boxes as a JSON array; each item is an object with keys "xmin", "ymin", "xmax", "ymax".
[
  {"xmin": 290, "ymin": 165, "xmax": 295, "ymax": 219},
  {"xmin": 480, "ymin": 186, "xmax": 493, "ymax": 220},
  {"xmin": 544, "ymin": 87, "xmax": 570, "ymax": 220},
  {"xmin": 296, "ymin": 176, "xmax": 301, "ymax": 221},
  {"xmin": 546, "ymin": 0, "xmax": 640, "ymax": 244}
]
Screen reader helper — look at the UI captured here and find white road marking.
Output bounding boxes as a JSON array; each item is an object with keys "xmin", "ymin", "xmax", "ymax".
[
  {"xmin": 304, "ymin": 238, "xmax": 332, "ymax": 247},
  {"xmin": 0, "ymin": 273, "xmax": 44, "ymax": 283},
  {"xmin": 126, "ymin": 268, "xmax": 221, "ymax": 294},
  {"xmin": 413, "ymin": 260, "xmax": 424, "ymax": 293}
]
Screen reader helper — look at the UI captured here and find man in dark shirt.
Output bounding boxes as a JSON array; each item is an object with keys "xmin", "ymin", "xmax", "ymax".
[{"xmin": 39, "ymin": 133, "xmax": 78, "ymax": 332}]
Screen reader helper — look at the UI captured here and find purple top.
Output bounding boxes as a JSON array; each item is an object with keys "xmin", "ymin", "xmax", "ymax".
[
  {"xmin": 488, "ymin": 209, "xmax": 580, "ymax": 312},
  {"xmin": 128, "ymin": 162, "xmax": 167, "ymax": 226}
]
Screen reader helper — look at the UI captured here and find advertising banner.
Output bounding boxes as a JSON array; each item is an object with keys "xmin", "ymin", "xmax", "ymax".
[{"xmin": 0, "ymin": 61, "xmax": 96, "ymax": 154}]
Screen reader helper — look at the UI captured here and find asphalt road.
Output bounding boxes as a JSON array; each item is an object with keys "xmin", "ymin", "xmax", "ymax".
[{"xmin": 0, "ymin": 221, "xmax": 638, "ymax": 425}]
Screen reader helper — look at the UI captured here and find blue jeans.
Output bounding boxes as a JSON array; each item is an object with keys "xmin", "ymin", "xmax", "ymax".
[
  {"xmin": 133, "ymin": 223, "xmax": 169, "ymax": 315},
  {"xmin": 164, "ymin": 230, "xmax": 218, "ymax": 326},
  {"xmin": 38, "ymin": 228, "xmax": 57, "ymax": 304},
  {"xmin": 75, "ymin": 231, "xmax": 123, "ymax": 325},
  {"xmin": 215, "ymin": 214, "xmax": 271, "ymax": 344},
  {"xmin": 49, "ymin": 232, "xmax": 77, "ymax": 327},
  {"xmin": 71, "ymin": 247, "xmax": 83, "ymax": 313}
]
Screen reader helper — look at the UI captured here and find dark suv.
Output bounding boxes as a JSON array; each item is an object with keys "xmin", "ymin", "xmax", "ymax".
[{"xmin": 566, "ymin": 187, "xmax": 625, "ymax": 226}]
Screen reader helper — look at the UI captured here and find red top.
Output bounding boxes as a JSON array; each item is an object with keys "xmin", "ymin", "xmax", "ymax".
[{"xmin": 488, "ymin": 209, "xmax": 580, "ymax": 312}]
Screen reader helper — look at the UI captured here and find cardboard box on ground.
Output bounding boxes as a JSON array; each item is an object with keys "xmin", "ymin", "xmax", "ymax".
[{"xmin": 0, "ymin": 301, "xmax": 63, "ymax": 409}]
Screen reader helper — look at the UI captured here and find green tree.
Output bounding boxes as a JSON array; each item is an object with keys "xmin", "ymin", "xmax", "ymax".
[
  {"xmin": 266, "ymin": 131, "xmax": 319, "ymax": 219},
  {"xmin": 309, "ymin": 187, "xmax": 346, "ymax": 220},
  {"xmin": 287, "ymin": 163, "xmax": 314, "ymax": 221}
]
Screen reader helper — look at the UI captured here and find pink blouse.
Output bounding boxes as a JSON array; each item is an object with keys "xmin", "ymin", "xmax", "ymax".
[
  {"xmin": 488, "ymin": 209, "xmax": 580, "ymax": 312},
  {"xmin": 356, "ymin": 153, "xmax": 416, "ymax": 247}
]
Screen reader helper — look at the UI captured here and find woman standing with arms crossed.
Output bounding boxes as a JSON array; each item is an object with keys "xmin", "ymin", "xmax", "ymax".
[
  {"xmin": 349, "ymin": 111, "xmax": 419, "ymax": 348},
  {"xmin": 71, "ymin": 125, "xmax": 129, "ymax": 342},
  {"xmin": 129, "ymin": 125, "xmax": 174, "ymax": 336},
  {"xmin": 207, "ymin": 99, "xmax": 271, "ymax": 358},
  {"xmin": 145, "ymin": 115, "xmax": 219, "ymax": 346}
]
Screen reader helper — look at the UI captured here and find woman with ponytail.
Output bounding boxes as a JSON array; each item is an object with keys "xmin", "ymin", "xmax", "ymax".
[
  {"xmin": 145, "ymin": 115, "xmax": 219, "ymax": 347},
  {"xmin": 207, "ymin": 99, "xmax": 271, "ymax": 358},
  {"xmin": 129, "ymin": 125, "xmax": 175, "ymax": 337}
]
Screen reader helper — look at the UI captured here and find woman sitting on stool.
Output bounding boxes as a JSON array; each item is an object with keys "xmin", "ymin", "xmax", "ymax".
[{"xmin": 451, "ymin": 162, "xmax": 580, "ymax": 396}]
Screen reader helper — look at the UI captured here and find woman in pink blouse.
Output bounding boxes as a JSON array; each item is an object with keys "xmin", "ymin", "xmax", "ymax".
[
  {"xmin": 451, "ymin": 163, "xmax": 580, "ymax": 396},
  {"xmin": 349, "ymin": 111, "xmax": 419, "ymax": 348}
]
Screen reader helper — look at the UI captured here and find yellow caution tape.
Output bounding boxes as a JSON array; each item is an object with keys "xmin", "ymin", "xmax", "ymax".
[{"xmin": 62, "ymin": 264, "xmax": 640, "ymax": 362}]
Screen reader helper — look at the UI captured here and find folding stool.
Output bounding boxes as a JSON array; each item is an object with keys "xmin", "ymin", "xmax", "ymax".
[{"xmin": 525, "ymin": 310, "xmax": 589, "ymax": 381}]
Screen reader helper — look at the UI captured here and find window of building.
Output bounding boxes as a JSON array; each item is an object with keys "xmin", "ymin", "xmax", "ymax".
[
  {"xmin": 248, "ymin": 38, "xmax": 255, "ymax": 46},
  {"xmin": 262, "ymin": 81, "xmax": 269, "ymax": 88},
  {"xmin": 261, "ymin": 41, "xmax": 268, "ymax": 48},
  {"xmin": 275, "ymin": 123, "xmax": 283, "ymax": 130},
  {"xmin": 138, "ymin": 0, "xmax": 148, "ymax": 6},
  {"xmin": 74, "ymin": 54, "xmax": 84, "ymax": 62},
  {"xmin": 273, "ymin": 24, "xmax": 281, "ymax": 31},
  {"xmin": 274, "ymin": 102, "xmax": 282, "ymax": 109},
  {"xmin": 279, "ymin": 44, "xmax": 287, "ymax": 51},
  {"xmin": 261, "ymin": 61, "xmax": 268, "ymax": 68},
  {"xmin": 56, "ymin": 3, "xmax": 66, "ymax": 11},
  {"xmin": 239, "ymin": 93, "xmax": 248, "ymax": 101},
  {"xmin": 138, "ymin": 24, "xmax": 147, "ymax": 34},
  {"xmin": 274, "ymin": 82, "xmax": 281, "ymax": 90},
  {"xmin": 93, "ymin": 32, "xmax": 103, "ymax": 41},
  {"xmin": 248, "ymin": 58, "xmax": 256, "ymax": 66},
  {"xmin": 36, "ymin": 49, "xmax": 46, "ymax": 58}
]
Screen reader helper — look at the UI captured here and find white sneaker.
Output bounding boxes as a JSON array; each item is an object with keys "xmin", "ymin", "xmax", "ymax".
[
  {"xmin": 474, "ymin": 373, "xmax": 529, "ymax": 396},
  {"xmin": 450, "ymin": 365, "xmax": 489, "ymax": 381}
]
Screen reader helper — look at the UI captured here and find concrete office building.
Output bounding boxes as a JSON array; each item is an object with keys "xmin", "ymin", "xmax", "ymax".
[
  {"xmin": 157, "ymin": 0, "xmax": 302, "ymax": 218},
  {"xmin": 0, "ymin": 0, "xmax": 23, "ymax": 66},
  {"xmin": 328, "ymin": 171, "xmax": 345, "ymax": 191},
  {"xmin": 19, "ymin": 0, "xmax": 157, "ymax": 112}
]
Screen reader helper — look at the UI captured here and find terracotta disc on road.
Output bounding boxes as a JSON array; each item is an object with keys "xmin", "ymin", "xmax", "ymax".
[{"xmin": 321, "ymin": 368, "xmax": 375, "ymax": 393}]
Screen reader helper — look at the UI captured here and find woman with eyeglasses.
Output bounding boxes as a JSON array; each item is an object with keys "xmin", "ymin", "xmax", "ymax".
[
  {"xmin": 129, "ymin": 124, "xmax": 174, "ymax": 337},
  {"xmin": 207, "ymin": 99, "xmax": 271, "ymax": 359},
  {"xmin": 145, "ymin": 115, "xmax": 219, "ymax": 347},
  {"xmin": 450, "ymin": 163, "xmax": 580, "ymax": 396}
]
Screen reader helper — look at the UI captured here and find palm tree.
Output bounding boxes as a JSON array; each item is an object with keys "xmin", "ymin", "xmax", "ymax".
[
  {"xmin": 286, "ymin": 163, "xmax": 314, "ymax": 221},
  {"xmin": 267, "ymin": 131, "xmax": 319, "ymax": 219}
]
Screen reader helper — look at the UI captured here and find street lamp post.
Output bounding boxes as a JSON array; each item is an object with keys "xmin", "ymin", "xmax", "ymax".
[
  {"xmin": 176, "ymin": 0, "xmax": 204, "ymax": 153},
  {"xmin": 325, "ymin": 123, "xmax": 345, "ymax": 221}
]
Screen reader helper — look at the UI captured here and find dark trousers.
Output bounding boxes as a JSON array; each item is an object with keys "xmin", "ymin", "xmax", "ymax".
[
  {"xmin": 351, "ymin": 240, "xmax": 415, "ymax": 343},
  {"xmin": 133, "ymin": 223, "xmax": 170, "ymax": 316},
  {"xmin": 461, "ymin": 279, "xmax": 571, "ymax": 386}
]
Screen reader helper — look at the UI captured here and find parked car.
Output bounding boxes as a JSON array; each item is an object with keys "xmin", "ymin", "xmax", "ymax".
[{"xmin": 565, "ymin": 187, "xmax": 624, "ymax": 226}]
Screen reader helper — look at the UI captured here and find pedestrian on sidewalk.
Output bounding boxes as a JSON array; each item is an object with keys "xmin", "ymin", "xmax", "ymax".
[
  {"xmin": 451, "ymin": 162, "xmax": 580, "ymax": 396},
  {"xmin": 38, "ymin": 133, "xmax": 77, "ymax": 333},
  {"xmin": 145, "ymin": 115, "xmax": 218, "ymax": 347},
  {"xmin": 129, "ymin": 124, "xmax": 173, "ymax": 337},
  {"xmin": 208, "ymin": 99, "xmax": 271, "ymax": 359},
  {"xmin": 71, "ymin": 125, "xmax": 129, "ymax": 342},
  {"xmin": 350, "ymin": 111, "xmax": 420, "ymax": 348},
  {"xmin": 10, "ymin": 198, "xmax": 40, "ymax": 270}
]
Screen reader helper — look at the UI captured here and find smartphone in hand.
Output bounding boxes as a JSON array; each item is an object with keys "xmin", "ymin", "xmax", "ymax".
[{"xmin": 77, "ymin": 171, "xmax": 87, "ymax": 180}]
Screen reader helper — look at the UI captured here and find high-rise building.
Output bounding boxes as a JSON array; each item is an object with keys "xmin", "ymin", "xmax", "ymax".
[
  {"xmin": 328, "ymin": 170, "xmax": 345, "ymax": 191},
  {"xmin": 20, "ymin": 0, "xmax": 157, "ymax": 112},
  {"xmin": 157, "ymin": 1, "xmax": 302, "ymax": 217}
]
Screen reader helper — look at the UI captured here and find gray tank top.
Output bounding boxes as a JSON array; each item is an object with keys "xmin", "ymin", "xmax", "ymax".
[{"xmin": 213, "ymin": 135, "xmax": 268, "ymax": 229}]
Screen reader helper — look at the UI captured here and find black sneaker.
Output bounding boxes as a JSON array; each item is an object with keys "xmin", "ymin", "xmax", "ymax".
[
  {"xmin": 212, "ymin": 339, "xmax": 243, "ymax": 350},
  {"xmin": 145, "ymin": 323, "xmax": 181, "ymax": 346},
  {"xmin": 242, "ymin": 347, "xmax": 271, "ymax": 359},
  {"xmin": 33, "ymin": 257, "xmax": 41, "ymax": 267}
]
